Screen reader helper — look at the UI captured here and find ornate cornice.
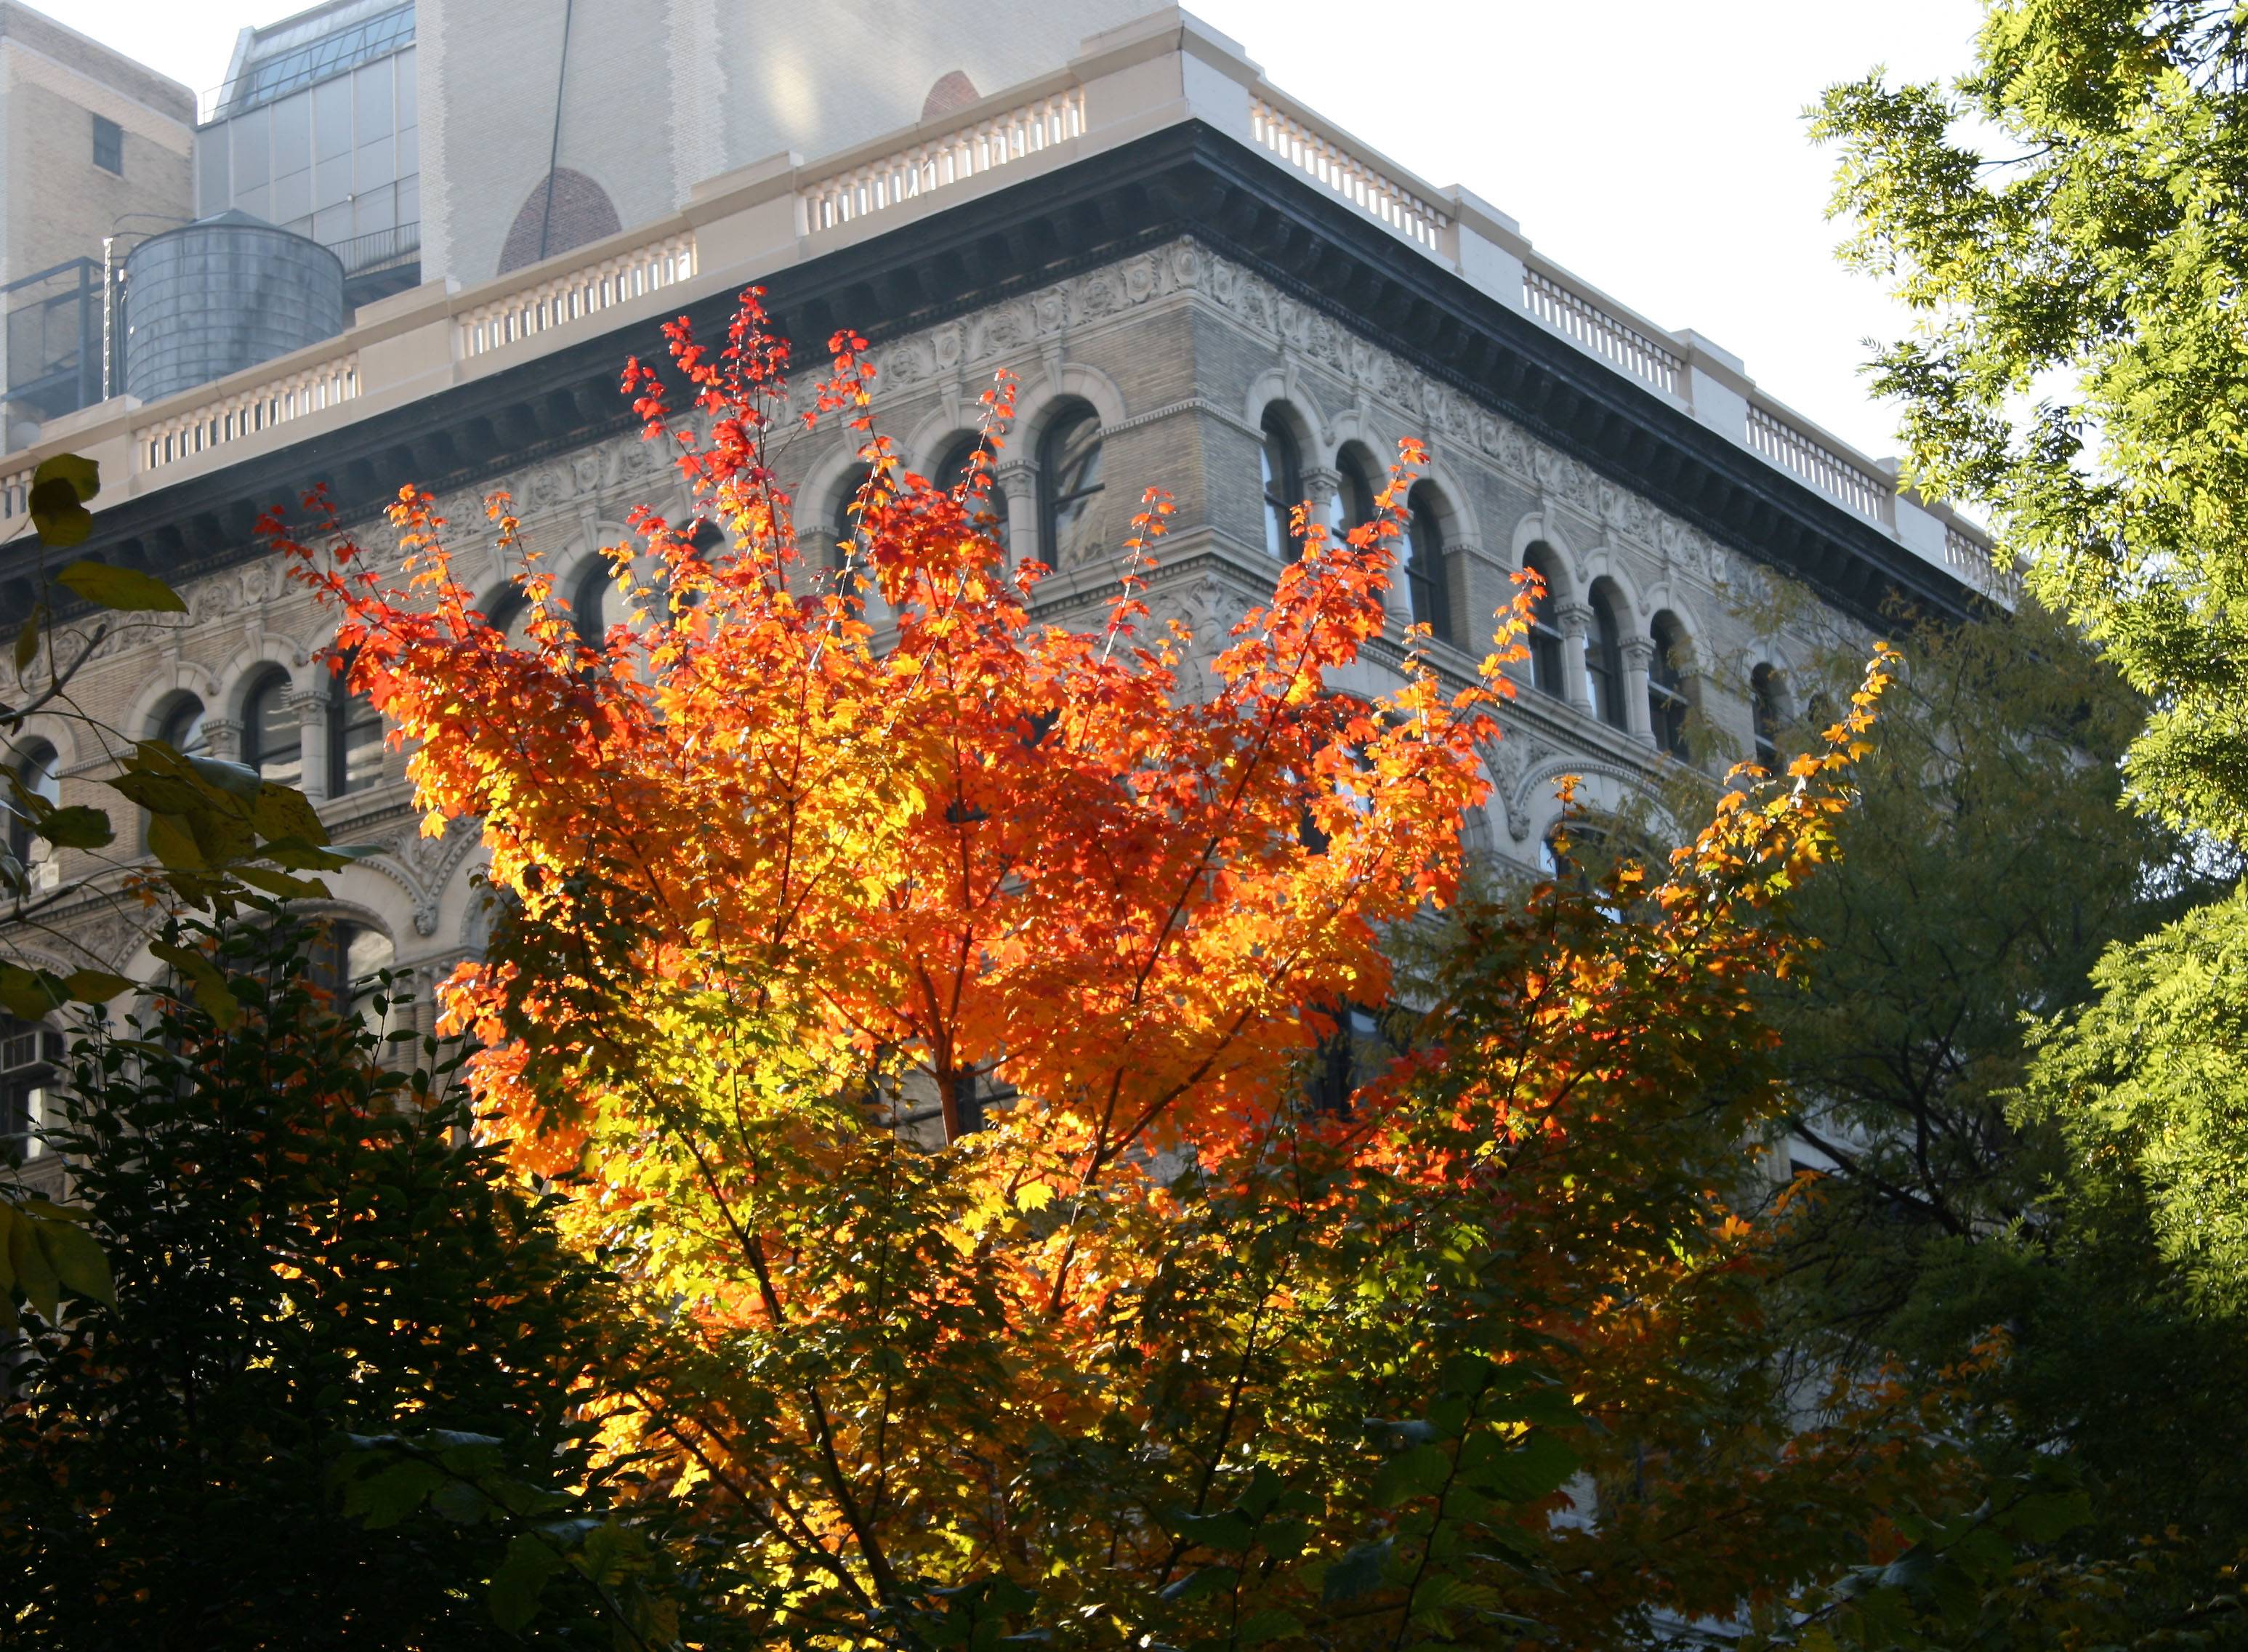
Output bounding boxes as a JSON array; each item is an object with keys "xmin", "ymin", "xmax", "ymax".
[{"xmin": 7, "ymin": 122, "xmax": 1982, "ymax": 633}]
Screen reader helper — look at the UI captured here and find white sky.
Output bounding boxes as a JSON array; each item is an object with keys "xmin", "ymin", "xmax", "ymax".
[{"xmin": 33, "ymin": 0, "xmax": 1983, "ymax": 462}]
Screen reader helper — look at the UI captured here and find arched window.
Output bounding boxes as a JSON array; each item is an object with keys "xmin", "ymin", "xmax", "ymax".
[
  {"xmin": 1037, "ymin": 403, "xmax": 1104, "ymax": 567},
  {"xmin": 243, "ymin": 669, "xmax": 301, "ymax": 787},
  {"xmin": 1648, "ymin": 613, "xmax": 1691, "ymax": 759},
  {"xmin": 307, "ymin": 917, "xmax": 395, "ymax": 1006},
  {"xmin": 1404, "ymin": 483, "xmax": 1452, "ymax": 643},
  {"xmin": 1587, "ymin": 584, "xmax": 1627, "ymax": 730},
  {"xmin": 572, "ymin": 557, "xmax": 611, "ymax": 646},
  {"xmin": 486, "ymin": 584, "xmax": 529, "ymax": 643},
  {"xmin": 937, "ymin": 432, "xmax": 1009, "ymax": 555},
  {"xmin": 1260, "ymin": 408, "xmax": 1303, "ymax": 562},
  {"xmin": 145, "ymin": 695, "xmax": 208, "ymax": 853},
  {"xmin": 1328, "ymin": 446, "xmax": 1378, "ymax": 541},
  {"xmin": 1751, "ymin": 663, "xmax": 1784, "ymax": 769},
  {"xmin": 7, "ymin": 739, "xmax": 58, "ymax": 873},
  {"xmin": 827, "ymin": 465, "xmax": 879, "ymax": 584},
  {"xmin": 156, "ymin": 693, "xmax": 207, "ymax": 757},
  {"xmin": 328, "ymin": 656, "xmax": 384, "ymax": 797},
  {"xmin": 1523, "ymin": 549, "xmax": 1566, "ymax": 700}
]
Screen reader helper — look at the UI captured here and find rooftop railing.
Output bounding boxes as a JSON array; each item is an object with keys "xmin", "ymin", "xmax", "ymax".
[
  {"xmin": 137, "ymin": 353, "xmax": 360, "ymax": 473},
  {"xmin": 802, "ymin": 90, "xmax": 1085, "ymax": 233},
  {"xmin": 1, "ymin": 7, "xmax": 1986, "ymax": 595},
  {"xmin": 1521, "ymin": 265, "xmax": 1683, "ymax": 398},
  {"xmin": 457, "ymin": 233, "xmax": 696, "ymax": 361},
  {"xmin": 1745, "ymin": 403, "xmax": 1892, "ymax": 525},
  {"xmin": 1248, "ymin": 96, "xmax": 1450, "ymax": 251}
]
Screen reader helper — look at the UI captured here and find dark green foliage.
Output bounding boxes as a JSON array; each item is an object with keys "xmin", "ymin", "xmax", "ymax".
[
  {"xmin": 1766, "ymin": 608, "xmax": 2248, "ymax": 1641},
  {"xmin": 0, "ymin": 906, "xmax": 686, "ymax": 1648}
]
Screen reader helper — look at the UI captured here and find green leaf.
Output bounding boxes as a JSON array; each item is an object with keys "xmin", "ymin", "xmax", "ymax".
[
  {"xmin": 1236, "ymin": 1608, "xmax": 1305, "ymax": 1645},
  {"xmin": 0, "ymin": 1203, "xmax": 16, "ymax": 1294},
  {"xmin": 490, "ymin": 1531, "xmax": 567, "ymax": 1634},
  {"xmin": 251, "ymin": 782, "xmax": 329, "ymax": 848},
  {"xmin": 1372, "ymin": 1443, "xmax": 1451, "ymax": 1508},
  {"xmin": 1321, "ymin": 1541, "xmax": 1391, "ymax": 1605},
  {"xmin": 60, "ymin": 968, "xmax": 131, "ymax": 1003},
  {"xmin": 150, "ymin": 940, "xmax": 240, "ymax": 1030},
  {"xmin": 39, "ymin": 1219, "xmax": 113, "ymax": 1308},
  {"xmin": 145, "ymin": 813, "xmax": 206, "ymax": 874},
  {"xmin": 1486, "ymin": 1386, "xmax": 1579, "ymax": 1430},
  {"xmin": 233, "ymin": 864, "xmax": 330, "ymax": 901},
  {"xmin": 0, "ymin": 963, "xmax": 60, "ymax": 1020},
  {"xmin": 9, "ymin": 1211, "xmax": 60, "ymax": 1323},
  {"xmin": 33, "ymin": 453, "xmax": 98, "ymax": 504},
  {"xmin": 1159, "ymin": 1566, "xmax": 1233, "ymax": 1604},
  {"xmin": 107, "ymin": 769, "xmax": 208, "ymax": 816},
  {"xmin": 35, "ymin": 805, "xmax": 113, "ymax": 850},
  {"xmin": 345, "ymin": 1459, "xmax": 444, "ymax": 1528},
  {"xmin": 429, "ymin": 1477, "xmax": 492, "ymax": 1524},
  {"xmin": 54, "ymin": 560, "xmax": 184, "ymax": 613},
  {"xmin": 13, "ymin": 604, "xmax": 41, "ymax": 675},
  {"xmin": 1164, "ymin": 1510, "xmax": 1254, "ymax": 1552},
  {"xmin": 29, "ymin": 485, "xmax": 91, "ymax": 548},
  {"xmin": 184, "ymin": 756, "xmax": 261, "ymax": 800},
  {"xmin": 1462, "ymin": 1431, "xmax": 1577, "ymax": 1503}
]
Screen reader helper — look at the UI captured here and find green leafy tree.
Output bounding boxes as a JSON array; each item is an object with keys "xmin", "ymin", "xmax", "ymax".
[
  {"xmin": 1813, "ymin": 0, "xmax": 2248, "ymax": 847},
  {"xmin": 0, "ymin": 905, "xmax": 692, "ymax": 1648}
]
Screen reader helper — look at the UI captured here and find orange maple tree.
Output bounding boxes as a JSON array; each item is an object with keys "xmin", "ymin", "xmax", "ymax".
[{"xmin": 268, "ymin": 293, "xmax": 2037, "ymax": 1648}]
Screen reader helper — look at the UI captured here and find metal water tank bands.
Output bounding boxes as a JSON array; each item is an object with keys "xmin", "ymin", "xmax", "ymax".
[{"xmin": 121, "ymin": 211, "xmax": 345, "ymax": 405}]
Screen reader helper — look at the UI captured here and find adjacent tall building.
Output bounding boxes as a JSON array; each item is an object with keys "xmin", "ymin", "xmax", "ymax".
[
  {"xmin": 0, "ymin": 1, "xmax": 193, "ymax": 448},
  {"xmin": 0, "ymin": 1, "xmax": 2000, "ymax": 1177}
]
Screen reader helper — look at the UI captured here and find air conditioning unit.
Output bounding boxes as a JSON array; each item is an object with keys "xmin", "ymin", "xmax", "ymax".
[{"xmin": 1, "ymin": 1028, "xmax": 63, "ymax": 1073}]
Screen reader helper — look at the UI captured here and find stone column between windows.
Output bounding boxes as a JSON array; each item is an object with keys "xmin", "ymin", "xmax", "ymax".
[
  {"xmin": 297, "ymin": 686, "xmax": 334, "ymax": 803},
  {"xmin": 1555, "ymin": 602, "xmax": 1596, "ymax": 715},
  {"xmin": 201, "ymin": 716, "xmax": 244, "ymax": 765},
  {"xmin": 1619, "ymin": 634, "xmax": 1656, "ymax": 746},
  {"xmin": 996, "ymin": 459, "xmax": 1039, "ymax": 567},
  {"xmin": 1300, "ymin": 465, "xmax": 1340, "ymax": 545}
]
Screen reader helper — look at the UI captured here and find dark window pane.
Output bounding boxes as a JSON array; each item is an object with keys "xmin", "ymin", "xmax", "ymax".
[
  {"xmin": 1260, "ymin": 411, "xmax": 1302, "ymax": 562},
  {"xmin": 1524, "ymin": 555, "xmax": 1566, "ymax": 698},
  {"xmin": 1588, "ymin": 589, "xmax": 1626, "ymax": 730},
  {"xmin": 92, "ymin": 115, "xmax": 122, "ymax": 176},
  {"xmin": 327, "ymin": 658, "xmax": 383, "ymax": 795},
  {"xmin": 158, "ymin": 696, "xmax": 207, "ymax": 757},
  {"xmin": 938, "ymin": 434, "xmax": 1010, "ymax": 555},
  {"xmin": 574, "ymin": 559, "xmax": 609, "ymax": 644},
  {"xmin": 246, "ymin": 672, "xmax": 302, "ymax": 787},
  {"xmin": 7, "ymin": 741, "xmax": 58, "ymax": 871},
  {"xmin": 1648, "ymin": 616, "xmax": 1691, "ymax": 758},
  {"xmin": 1752, "ymin": 664, "xmax": 1782, "ymax": 768},
  {"xmin": 1406, "ymin": 485, "xmax": 1451, "ymax": 643},
  {"xmin": 1039, "ymin": 406, "xmax": 1104, "ymax": 567},
  {"xmin": 1329, "ymin": 451, "xmax": 1376, "ymax": 540}
]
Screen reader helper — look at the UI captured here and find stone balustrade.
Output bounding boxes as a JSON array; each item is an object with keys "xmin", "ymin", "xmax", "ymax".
[
  {"xmin": 800, "ymin": 91, "xmax": 1085, "ymax": 233},
  {"xmin": 137, "ymin": 355, "xmax": 360, "ymax": 473},
  {"xmin": 0, "ymin": 4, "xmax": 1991, "ymax": 579},
  {"xmin": 457, "ymin": 233, "xmax": 697, "ymax": 362}
]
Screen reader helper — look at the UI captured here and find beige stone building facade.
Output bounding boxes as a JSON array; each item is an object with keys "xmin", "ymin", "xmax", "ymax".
[{"xmin": 0, "ymin": 5, "xmax": 1997, "ymax": 1176}]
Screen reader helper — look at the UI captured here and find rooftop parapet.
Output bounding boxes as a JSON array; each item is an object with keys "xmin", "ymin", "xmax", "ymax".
[{"xmin": 2, "ymin": 5, "xmax": 1999, "ymax": 600}]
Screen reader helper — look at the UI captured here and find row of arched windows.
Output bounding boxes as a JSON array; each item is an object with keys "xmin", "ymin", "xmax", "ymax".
[
  {"xmin": 1260, "ymin": 411, "xmax": 1456, "ymax": 643},
  {"xmin": 1518, "ymin": 544, "xmax": 1790, "ymax": 767},
  {"xmin": 794, "ymin": 407, "xmax": 1795, "ymax": 778},
  {"xmin": 820, "ymin": 403, "xmax": 1459, "ymax": 647},
  {"xmin": 7, "ymin": 666, "xmax": 387, "ymax": 869}
]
